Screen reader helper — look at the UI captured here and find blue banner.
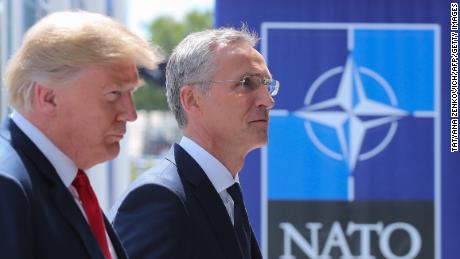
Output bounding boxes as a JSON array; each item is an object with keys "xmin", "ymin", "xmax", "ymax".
[{"xmin": 216, "ymin": 1, "xmax": 460, "ymax": 258}]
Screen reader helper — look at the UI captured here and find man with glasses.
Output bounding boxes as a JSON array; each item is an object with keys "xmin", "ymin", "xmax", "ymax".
[{"xmin": 110, "ymin": 27, "xmax": 279, "ymax": 259}]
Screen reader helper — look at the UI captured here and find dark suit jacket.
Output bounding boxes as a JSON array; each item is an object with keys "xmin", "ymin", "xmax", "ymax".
[
  {"xmin": 111, "ymin": 144, "xmax": 263, "ymax": 259},
  {"xmin": 0, "ymin": 119, "xmax": 127, "ymax": 259}
]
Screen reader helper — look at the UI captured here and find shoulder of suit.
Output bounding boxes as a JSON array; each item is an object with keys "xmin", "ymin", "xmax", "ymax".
[
  {"xmin": 109, "ymin": 157, "xmax": 186, "ymax": 219},
  {"xmin": 133, "ymin": 157, "xmax": 185, "ymax": 200},
  {"xmin": 0, "ymin": 127, "xmax": 33, "ymax": 197}
]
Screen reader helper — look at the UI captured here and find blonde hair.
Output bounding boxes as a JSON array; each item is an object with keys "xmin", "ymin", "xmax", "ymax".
[{"xmin": 4, "ymin": 10, "xmax": 163, "ymax": 110}]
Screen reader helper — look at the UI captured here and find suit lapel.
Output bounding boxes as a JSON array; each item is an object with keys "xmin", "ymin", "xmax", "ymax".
[
  {"xmin": 104, "ymin": 215, "xmax": 128, "ymax": 259},
  {"xmin": 8, "ymin": 119, "xmax": 105, "ymax": 259},
  {"xmin": 174, "ymin": 144, "xmax": 243, "ymax": 259},
  {"xmin": 250, "ymin": 226, "xmax": 262, "ymax": 259},
  {"xmin": 50, "ymin": 182, "xmax": 105, "ymax": 259}
]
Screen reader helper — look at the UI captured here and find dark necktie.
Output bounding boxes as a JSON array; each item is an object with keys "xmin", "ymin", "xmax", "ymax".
[
  {"xmin": 72, "ymin": 169, "xmax": 112, "ymax": 259},
  {"xmin": 227, "ymin": 183, "xmax": 251, "ymax": 259}
]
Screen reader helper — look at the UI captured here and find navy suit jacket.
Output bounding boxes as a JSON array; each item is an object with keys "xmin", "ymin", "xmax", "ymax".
[
  {"xmin": 0, "ymin": 119, "xmax": 127, "ymax": 259},
  {"xmin": 111, "ymin": 144, "xmax": 263, "ymax": 259}
]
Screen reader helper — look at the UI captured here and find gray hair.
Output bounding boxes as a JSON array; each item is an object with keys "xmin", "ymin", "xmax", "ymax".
[
  {"xmin": 4, "ymin": 10, "xmax": 163, "ymax": 111},
  {"xmin": 165, "ymin": 27, "xmax": 258, "ymax": 129}
]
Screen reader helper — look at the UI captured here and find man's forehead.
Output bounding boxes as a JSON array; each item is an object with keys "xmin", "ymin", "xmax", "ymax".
[
  {"xmin": 216, "ymin": 42, "xmax": 254, "ymax": 56},
  {"xmin": 213, "ymin": 44, "xmax": 269, "ymax": 75},
  {"xmin": 107, "ymin": 63, "xmax": 139, "ymax": 83}
]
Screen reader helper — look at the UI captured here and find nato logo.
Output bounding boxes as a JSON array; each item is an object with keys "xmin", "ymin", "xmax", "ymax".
[{"xmin": 260, "ymin": 23, "xmax": 440, "ymax": 258}]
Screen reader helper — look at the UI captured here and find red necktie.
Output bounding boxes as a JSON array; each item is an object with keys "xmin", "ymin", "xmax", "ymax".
[{"xmin": 72, "ymin": 169, "xmax": 112, "ymax": 259}]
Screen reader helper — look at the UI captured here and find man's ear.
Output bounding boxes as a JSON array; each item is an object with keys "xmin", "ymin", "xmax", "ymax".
[
  {"xmin": 180, "ymin": 85, "xmax": 203, "ymax": 116},
  {"xmin": 32, "ymin": 82, "xmax": 57, "ymax": 116}
]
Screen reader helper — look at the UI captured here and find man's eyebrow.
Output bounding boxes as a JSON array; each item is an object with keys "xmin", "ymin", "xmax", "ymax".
[
  {"xmin": 108, "ymin": 68, "xmax": 139, "ymax": 84},
  {"xmin": 245, "ymin": 72, "xmax": 272, "ymax": 78},
  {"xmin": 110, "ymin": 73, "xmax": 141, "ymax": 87},
  {"xmin": 108, "ymin": 81, "xmax": 141, "ymax": 93}
]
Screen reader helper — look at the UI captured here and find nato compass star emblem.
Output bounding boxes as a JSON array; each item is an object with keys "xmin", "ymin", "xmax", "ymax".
[{"xmin": 294, "ymin": 55, "xmax": 408, "ymax": 198}]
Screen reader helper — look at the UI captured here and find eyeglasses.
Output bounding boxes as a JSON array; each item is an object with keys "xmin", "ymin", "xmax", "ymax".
[{"xmin": 192, "ymin": 75, "xmax": 280, "ymax": 96}]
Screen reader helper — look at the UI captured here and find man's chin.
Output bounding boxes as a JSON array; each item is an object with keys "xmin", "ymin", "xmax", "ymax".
[
  {"xmin": 106, "ymin": 143, "xmax": 121, "ymax": 158},
  {"xmin": 248, "ymin": 136, "xmax": 269, "ymax": 150}
]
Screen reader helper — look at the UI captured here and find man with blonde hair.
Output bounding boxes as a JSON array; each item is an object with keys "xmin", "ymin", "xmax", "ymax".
[{"xmin": 0, "ymin": 11, "xmax": 162, "ymax": 259}]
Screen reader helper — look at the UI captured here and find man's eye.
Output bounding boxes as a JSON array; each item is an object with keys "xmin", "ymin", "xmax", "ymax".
[
  {"xmin": 263, "ymin": 78, "xmax": 271, "ymax": 86},
  {"xmin": 241, "ymin": 76, "xmax": 259, "ymax": 91},
  {"xmin": 107, "ymin": 91, "xmax": 121, "ymax": 100}
]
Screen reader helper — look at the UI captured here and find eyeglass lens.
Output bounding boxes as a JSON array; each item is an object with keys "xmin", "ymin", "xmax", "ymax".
[{"xmin": 241, "ymin": 76, "xmax": 278, "ymax": 96}]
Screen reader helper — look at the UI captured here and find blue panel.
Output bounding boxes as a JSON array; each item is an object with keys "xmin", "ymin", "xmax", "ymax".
[
  {"xmin": 354, "ymin": 29, "xmax": 435, "ymax": 111},
  {"xmin": 268, "ymin": 115, "xmax": 348, "ymax": 200},
  {"xmin": 354, "ymin": 117, "xmax": 435, "ymax": 200},
  {"xmin": 265, "ymin": 29, "xmax": 348, "ymax": 111}
]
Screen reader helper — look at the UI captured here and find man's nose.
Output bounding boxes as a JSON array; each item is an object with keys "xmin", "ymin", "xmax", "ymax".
[
  {"xmin": 257, "ymin": 84, "xmax": 275, "ymax": 110},
  {"xmin": 118, "ymin": 93, "xmax": 138, "ymax": 122}
]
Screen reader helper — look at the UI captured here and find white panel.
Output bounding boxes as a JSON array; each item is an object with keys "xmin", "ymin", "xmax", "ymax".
[
  {"xmin": 111, "ymin": 0, "xmax": 127, "ymax": 23},
  {"xmin": 11, "ymin": 0, "xmax": 24, "ymax": 53},
  {"xmin": 2, "ymin": 0, "xmax": 25, "ymax": 119},
  {"xmin": 46, "ymin": 0, "xmax": 71, "ymax": 12},
  {"xmin": 88, "ymin": 163, "xmax": 109, "ymax": 212},
  {"xmin": 84, "ymin": 0, "xmax": 105, "ymax": 13},
  {"xmin": 112, "ymin": 134, "xmax": 131, "ymax": 208}
]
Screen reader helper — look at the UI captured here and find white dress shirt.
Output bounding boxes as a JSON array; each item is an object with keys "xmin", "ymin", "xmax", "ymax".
[
  {"xmin": 179, "ymin": 136, "xmax": 240, "ymax": 225},
  {"xmin": 11, "ymin": 111, "xmax": 118, "ymax": 258}
]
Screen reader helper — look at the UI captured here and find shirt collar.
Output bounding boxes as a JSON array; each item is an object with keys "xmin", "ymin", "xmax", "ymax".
[
  {"xmin": 179, "ymin": 136, "xmax": 238, "ymax": 193},
  {"xmin": 11, "ymin": 111, "xmax": 78, "ymax": 187}
]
